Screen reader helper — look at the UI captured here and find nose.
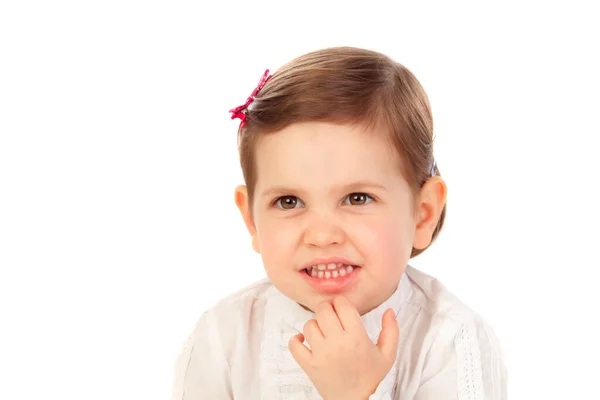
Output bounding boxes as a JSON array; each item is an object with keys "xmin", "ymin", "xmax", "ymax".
[{"xmin": 302, "ymin": 211, "xmax": 345, "ymax": 248}]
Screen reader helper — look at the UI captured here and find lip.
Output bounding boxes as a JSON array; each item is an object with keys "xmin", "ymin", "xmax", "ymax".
[
  {"xmin": 300, "ymin": 257, "xmax": 361, "ymax": 271},
  {"xmin": 301, "ymin": 264, "xmax": 361, "ymax": 294}
]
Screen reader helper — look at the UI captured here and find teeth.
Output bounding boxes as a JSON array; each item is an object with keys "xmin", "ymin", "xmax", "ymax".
[{"xmin": 306, "ymin": 264, "xmax": 357, "ymax": 279}]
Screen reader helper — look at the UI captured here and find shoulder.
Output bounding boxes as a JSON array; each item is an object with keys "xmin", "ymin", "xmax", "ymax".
[
  {"xmin": 195, "ymin": 277, "xmax": 274, "ymax": 337},
  {"xmin": 207, "ymin": 277, "xmax": 273, "ymax": 315},
  {"xmin": 171, "ymin": 279, "xmax": 274, "ymax": 399},
  {"xmin": 404, "ymin": 265, "xmax": 482, "ymax": 324},
  {"xmin": 177, "ymin": 277, "xmax": 275, "ymax": 360},
  {"xmin": 402, "ymin": 266, "xmax": 507, "ymax": 398},
  {"xmin": 172, "ymin": 278, "xmax": 274, "ymax": 392},
  {"xmin": 403, "ymin": 265, "xmax": 502, "ymax": 345}
]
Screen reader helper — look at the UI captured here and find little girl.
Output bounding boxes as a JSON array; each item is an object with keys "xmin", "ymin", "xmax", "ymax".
[{"xmin": 171, "ymin": 47, "xmax": 507, "ymax": 399}]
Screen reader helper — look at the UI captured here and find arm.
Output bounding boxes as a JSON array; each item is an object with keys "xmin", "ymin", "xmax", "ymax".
[
  {"xmin": 414, "ymin": 319, "xmax": 507, "ymax": 400},
  {"xmin": 170, "ymin": 311, "xmax": 233, "ymax": 400}
]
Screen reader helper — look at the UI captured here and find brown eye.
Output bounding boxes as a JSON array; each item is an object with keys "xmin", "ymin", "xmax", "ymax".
[
  {"xmin": 275, "ymin": 196, "xmax": 304, "ymax": 210},
  {"xmin": 345, "ymin": 193, "xmax": 373, "ymax": 206}
]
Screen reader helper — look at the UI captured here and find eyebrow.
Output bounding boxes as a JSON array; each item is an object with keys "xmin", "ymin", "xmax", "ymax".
[{"xmin": 259, "ymin": 182, "xmax": 389, "ymax": 198}]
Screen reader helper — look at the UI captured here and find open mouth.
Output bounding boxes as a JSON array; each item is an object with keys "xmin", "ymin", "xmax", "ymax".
[{"xmin": 304, "ymin": 263, "xmax": 359, "ymax": 279}]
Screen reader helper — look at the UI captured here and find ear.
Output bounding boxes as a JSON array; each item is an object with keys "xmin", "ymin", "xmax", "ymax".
[
  {"xmin": 234, "ymin": 185, "xmax": 261, "ymax": 253},
  {"xmin": 413, "ymin": 176, "xmax": 447, "ymax": 250}
]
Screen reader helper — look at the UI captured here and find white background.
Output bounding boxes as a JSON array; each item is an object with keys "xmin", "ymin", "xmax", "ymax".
[{"xmin": 1, "ymin": 1, "xmax": 599, "ymax": 399}]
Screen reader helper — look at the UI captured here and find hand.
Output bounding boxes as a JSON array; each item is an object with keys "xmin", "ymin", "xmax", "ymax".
[{"xmin": 288, "ymin": 296, "xmax": 399, "ymax": 400}]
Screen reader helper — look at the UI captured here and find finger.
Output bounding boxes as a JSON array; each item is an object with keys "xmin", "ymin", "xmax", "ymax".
[
  {"xmin": 315, "ymin": 301, "xmax": 343, "ymax": 337},
  {"xmin": 332, "ymin": 295, "xmax": 363, "ymax": 332},
  {"xmin": 303, "ymin": 319, "xmax": 324, "ymax": 349},
  {"xmin": 376, "ymin": 308, "xmax": 399, "ymax": 363},
  {"xmin": 288, "ymin": 333, "xmax": 312, "ymax": 368}
]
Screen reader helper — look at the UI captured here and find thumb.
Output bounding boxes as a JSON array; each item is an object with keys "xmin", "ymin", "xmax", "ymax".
[{"xmin": 376, "ymin": 308, "xmax": 399, "ymax": 362}]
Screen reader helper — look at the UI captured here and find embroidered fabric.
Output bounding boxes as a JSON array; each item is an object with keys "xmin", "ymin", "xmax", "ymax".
[{"xmin": 455, "ymin": 322, "xmax": 485, "ymax": 400}]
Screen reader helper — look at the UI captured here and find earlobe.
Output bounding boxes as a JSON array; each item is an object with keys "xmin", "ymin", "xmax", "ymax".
[
  {"xmin": 234, "ymin": 185, "xmax": 261, "ymax": 253},
  {"xmin": 413, "ymin": 177, "xmax": 447, "ymax": 250}
]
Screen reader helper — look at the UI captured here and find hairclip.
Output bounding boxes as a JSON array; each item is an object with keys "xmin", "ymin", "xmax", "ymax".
[
  {"xmin": 229, "ymin": 69, "xmax": 271, "ymax": 129},
  {"xmin": 430, "ymin": 160, "xmax": 437, "ymax": 177}
]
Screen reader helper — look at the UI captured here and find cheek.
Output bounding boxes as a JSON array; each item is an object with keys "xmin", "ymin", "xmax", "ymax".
[
  {"xmin": 353, "ymin": 213, "xmax": 414, "ymax": 267},
  {"xmin": 256, "ymin": 218, "xmax": 298, "ymax": 264}
]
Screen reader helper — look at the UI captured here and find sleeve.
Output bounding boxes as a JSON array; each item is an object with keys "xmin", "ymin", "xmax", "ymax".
[
  {"xmin": 414, "ymin": 319, "xmax": 507, "ymax": 400},
  {"xmin": 170, "ymin": 310, "xmax": 233, "ymax": 400}
]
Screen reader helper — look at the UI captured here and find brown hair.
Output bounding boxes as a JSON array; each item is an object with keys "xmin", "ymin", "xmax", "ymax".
[{"xmin": 236, "ymin": 46, "xmax": 445, "ymax": 257}]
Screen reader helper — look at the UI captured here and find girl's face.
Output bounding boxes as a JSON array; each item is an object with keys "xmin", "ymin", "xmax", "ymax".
[{"xmin": 235, "ymin": 122, "xmax": 445, "ymax": 315}]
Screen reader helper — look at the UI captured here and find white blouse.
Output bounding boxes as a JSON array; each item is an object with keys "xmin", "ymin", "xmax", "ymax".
[{"xmin": 171, "ymin": 266, "xmax": 507, "ymax": 399}]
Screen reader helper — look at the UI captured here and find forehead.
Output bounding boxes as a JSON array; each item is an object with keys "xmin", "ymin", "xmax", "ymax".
[{"xmin": 253, "ymin": 122, "xmax": 404, "ymax": 189}]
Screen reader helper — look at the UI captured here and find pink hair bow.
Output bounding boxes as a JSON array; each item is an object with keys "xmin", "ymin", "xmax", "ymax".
[{"xmin": 229, "ymin": 69, "xmax": 271, "ymax": 129}]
